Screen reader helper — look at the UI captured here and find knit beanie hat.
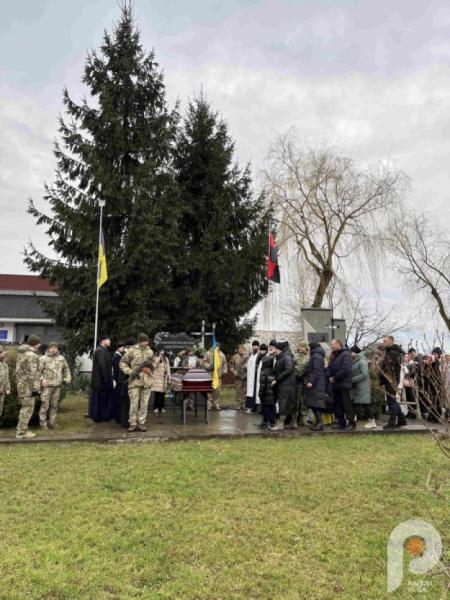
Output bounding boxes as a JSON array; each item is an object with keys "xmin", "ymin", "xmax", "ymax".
[
  {"xmin": 48, "ymin": 341, "xmax": 58, "ymax": 349},
  {"xmin": 27, "ymin": 335, "xmax": 41, "ymax": 347},
  {"xmin": 99, "ymin": 334, "xmax": 110, "ymax": 342},
  {"xmin": 350, "ymin": 345, "xmax": 361, "ymax": 354},
  {"xmin": 138, "ymin": 333, "xmax": 150, "ymax": 343},
  {"xmin": 269, "ymin": 339, "xmax": 277, "ymax": 347},
  {"xmin": 259, "ymin": 343, "xmax": 268, "ymax": 351},
  {"xmin": 275, "ymin": 340, "xmax": 289, "ymax": 351}
]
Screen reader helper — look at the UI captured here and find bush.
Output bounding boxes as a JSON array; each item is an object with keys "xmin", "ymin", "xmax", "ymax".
[{"xmin": 71, "ymin": 372, "xmax": 91, "ymax": 394}]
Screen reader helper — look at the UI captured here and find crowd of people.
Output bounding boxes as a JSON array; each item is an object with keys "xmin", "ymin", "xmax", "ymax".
[
  {"xmin": 3, "ymin": 330, "xmax": 449, "ymax": 439},
  {"xmin": 229, "ymin": 335, "xmax": 449, "ymax": 431}
]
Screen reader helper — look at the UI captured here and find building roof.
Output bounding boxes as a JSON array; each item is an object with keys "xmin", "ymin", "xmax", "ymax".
[
  {"xmin": 0, "ymin": 294, "xmax": 58, "ymax": 320},
  {"xmin": 0, "ymin": 274, "xmax": 55, "ymax": 293}
]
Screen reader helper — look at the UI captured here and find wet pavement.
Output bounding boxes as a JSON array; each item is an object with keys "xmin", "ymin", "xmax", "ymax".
[{"xmin": 0, "ymin": 408, "xmax": 441, "ymax": 444}]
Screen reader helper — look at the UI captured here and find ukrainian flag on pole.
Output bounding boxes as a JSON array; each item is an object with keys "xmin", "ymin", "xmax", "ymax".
[
  {"xmin": 97, "ymin": 228, "xmax": 108, "ymax": 288},
  {"xmin": 212, "ymin": 328, "xmax": 220, "ymax": 390}
]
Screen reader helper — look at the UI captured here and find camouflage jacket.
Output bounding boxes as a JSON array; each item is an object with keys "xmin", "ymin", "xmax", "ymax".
[
  {"xmin": 39, "ymin": 351, "xmax": 71, "ymax": 387},
  {"xmin": 203, "ymin": 349, "xmax": 228, "ymax": 379},
  {"xmin": 0, "ymin": 360, "xmax": 10, "ymax": 394},
  {"xmin": 16, "ymin": 344, "xmax": 40, "ymax": 397},
  {"xmin": 229, "ymin": 353, "xmax": 249, "ymax": 380},
  {"xmin": 294, "ymin": 351, "xmax": 309, "ymax": 379},
  {"xmin": 120, "ymin": 344, "xmax": 155, "ymax": 389}
]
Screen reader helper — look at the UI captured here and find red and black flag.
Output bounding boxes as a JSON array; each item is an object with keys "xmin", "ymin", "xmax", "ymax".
[{"xmin": 267, "ymin": 232, "xmax": 280, "ymax": 283}]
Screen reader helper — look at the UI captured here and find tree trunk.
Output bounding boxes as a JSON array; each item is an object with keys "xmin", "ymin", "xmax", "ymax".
[
  {"xmin": 312, "ymin": 269, "xmax": 334, "ymax": 308},
  {"xmin": 430, "ymin": 287, "xmax": 450, "ymax": 333}
]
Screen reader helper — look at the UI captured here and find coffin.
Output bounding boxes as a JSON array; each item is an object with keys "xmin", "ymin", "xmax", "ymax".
[{"xmin": 171, "ymin": 368, "xmax": 213, "ymax": 394}]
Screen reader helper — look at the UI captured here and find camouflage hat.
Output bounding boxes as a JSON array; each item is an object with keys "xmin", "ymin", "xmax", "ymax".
[{"xmin": 27, "ymin": 335, "xmax": 41, "ymax": 347}]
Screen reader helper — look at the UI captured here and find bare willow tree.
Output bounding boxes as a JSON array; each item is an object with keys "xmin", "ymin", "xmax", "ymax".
[
  {"xmin": 388, "ymin": 212, "xmax": 450, "ymax": 332},
  {"xmin": 344, "ymin": 293, "xmax": 412, "ymax": 349},
  {"xmin": 264, "ymin": 131, "xmax": 407, "ymax": 307}
]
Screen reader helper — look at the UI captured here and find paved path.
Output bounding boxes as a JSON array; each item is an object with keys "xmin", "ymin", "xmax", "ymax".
[{"xmin": 0, "ymin": 409, "xmax": 442, "ymax": 445}]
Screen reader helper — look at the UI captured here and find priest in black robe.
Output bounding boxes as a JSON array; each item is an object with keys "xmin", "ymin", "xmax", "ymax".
[{"xmin": 88, "ymin": 334, "xmax": 114, "ymax": 422}]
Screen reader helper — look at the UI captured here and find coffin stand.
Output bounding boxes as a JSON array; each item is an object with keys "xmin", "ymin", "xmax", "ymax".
[{"xmin": 170, "ymin": 368, "xmax": 213, "ymax": 424}]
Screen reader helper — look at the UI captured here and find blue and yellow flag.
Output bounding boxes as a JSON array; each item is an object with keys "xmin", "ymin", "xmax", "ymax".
[
  {"xmin": 212, "ymin": 332, "xmax": 220, "ymax": 390},
  {"xmin": 97, "ymin": 228, "xmax": 108, "ymax": 288}
]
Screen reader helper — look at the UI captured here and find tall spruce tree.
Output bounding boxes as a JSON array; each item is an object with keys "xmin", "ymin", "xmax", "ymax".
[
  {"xmin": 173, "ymin": 94, "xmax": 270, "ymax": 351},
  {"xmin": 25, "ymin": 5, "xmax": 181, "ymax": 353}
]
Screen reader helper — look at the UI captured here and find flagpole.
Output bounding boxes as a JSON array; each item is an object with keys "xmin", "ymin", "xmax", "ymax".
[
  {"xmin": 266, "ymin": 223, "xmax": 271, "ymax": 344},
  {"xmin": 93, "ymin": 199, "xmax": 105, "ymax": 351}
]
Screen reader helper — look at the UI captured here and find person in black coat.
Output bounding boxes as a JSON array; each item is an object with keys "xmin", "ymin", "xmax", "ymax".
[
  {"xmin": 257, "ymin": 347, "xmax": 277, "ymax": 429},
  {"xmin": 379, "ymin": 335, "xmax": 406, "ymax": 429},
  {"xmin": 112, "ymin": 341, "xmax": 126, "ymax": 424},
  {"xmin": 328, "ymin": 339, "xmax": 355, "ymax": 430},
  {"xmin": 88, "ymin": 334, "xmax": 114, "ymax": 423},
  {"xmin": 304, "ymin": 342, "xmax": 327, "ymax": 431},
  {"xmin": 271, "ymin": 341, "xmax": 297, "ymax": 431}
]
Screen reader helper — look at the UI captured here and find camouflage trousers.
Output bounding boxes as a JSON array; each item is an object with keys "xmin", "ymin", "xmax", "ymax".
[
  {"xmin": 16, "ymin": 396, "xmax": 36, "ymax": 435},
  {"xmin": 40, "ymin": 386, "xmax": 61, "ymax": 426},
  {"xmin": 0, "ymin": 393, "xmax": 4, "ymax": 417},
  {"xmin": 235, "ymin": 379, "xmax": 246, "ymax": 409},
  {"xmin": 128, "ymin": 387, "xmax": 150, "ymax": 426},
  {"xmin": 208, "ymin": 385, "xmax": 221, "ymax": 410}
]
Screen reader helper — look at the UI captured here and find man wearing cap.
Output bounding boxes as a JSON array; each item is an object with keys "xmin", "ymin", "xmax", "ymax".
[
  {"xmin": 16, "ymin": 335, "xmax": 41, "ymax": 439},
  {"xmin": 112, "ymin": 341, "xmax": 126, "ymax": 424},
  {"xmin": 229, "ymin": 345, "xmax": 249, "ymax": 410},
  {"xmin": 379, "ymin": 335, "xmax": 406, "ymax": 430},
  {"xmin": 89, "ymin": 334, "xmax": 114, "ymax": 423},
  {"xmin": 39, "ymin": 342, "xmax": 71, "ymax": 429},
  {"xmin": 270, "ymin": 340, "xmax": 297, "ymax": 431},
  {"xmin": 120, "ymin": 333, "xmax": 154, "ymax": 431},
  {"xmin": 0, "ymin": 345, "xmax": 11, "ymax": 418},
  {"xmin": 431, "ymin": 347, "xmax": 445, "ymax": 419},
  {"xmin": 293, "ymin": 341, "xmax": 309, "ymax": 427},
  {"xmin": 203, "ymin": 342, "xmax": 227, "ymax": 410}
]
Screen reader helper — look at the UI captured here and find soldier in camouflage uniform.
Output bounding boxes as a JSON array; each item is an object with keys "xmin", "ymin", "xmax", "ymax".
[
  {"xmin": 120, "ymin": 333, "xmax": 154, "ymax": 432},
  {"xmin": 229, "ymin": 345, "xmax": 249, "ymax": 410},
  {"xmin": 39, "ymin": 342, "xmax": 71, "ymax": 429},
  {"xmin": 293, "ymin": 341, "xmax": 309, "ymax": 426},
  {"xmin": 203, "ymin": 342, "xmax": 228, "ymax": 410},
  {"xmin": 15, "ymin": 335, "xmax": 41, "ymax": 439},
  {"xmin": 0, "ymin": 345, "xmax": 11, "ymax": 418}
]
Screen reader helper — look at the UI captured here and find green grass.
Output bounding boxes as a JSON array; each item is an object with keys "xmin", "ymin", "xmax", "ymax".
[{"xmin": 0, "ymin": 436, "xmax": 448, "ymax": 599}]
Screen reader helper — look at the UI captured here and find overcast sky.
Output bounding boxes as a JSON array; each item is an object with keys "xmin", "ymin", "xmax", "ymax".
[{"xmin": 1, "ymin": 0, "xmax": 449, "ymax": 333}]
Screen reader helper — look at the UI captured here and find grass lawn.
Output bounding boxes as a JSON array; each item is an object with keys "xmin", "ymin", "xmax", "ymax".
[{"xmin": 0, "ymin": 436, "xmax": 448, "ymax": 599}]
